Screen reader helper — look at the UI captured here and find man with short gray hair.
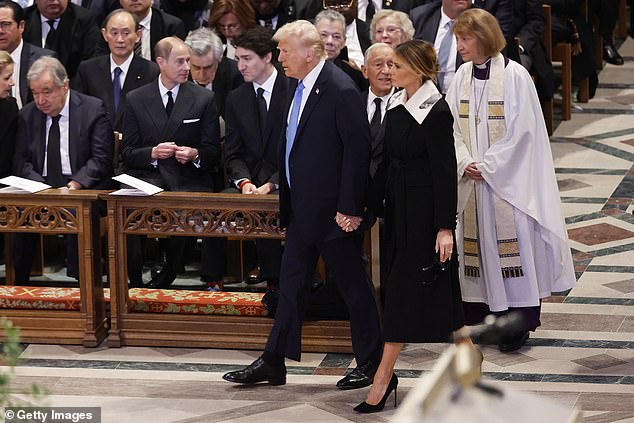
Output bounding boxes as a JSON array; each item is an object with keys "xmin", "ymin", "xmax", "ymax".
[
  {"xmin": 185, "ymin": 27, "xmax": 243, "ymax": 118},
  {"xmin": 12, "ymin": 56, "xmax": 113, "ymax": 283}
]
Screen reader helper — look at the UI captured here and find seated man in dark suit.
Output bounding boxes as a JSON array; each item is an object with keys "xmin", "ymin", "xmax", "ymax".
[
  {"xmin": 73, "ymin": 9, "xmax": 159, "ymax": 132},
  {"xmin": 512, "ymin": 0, "xmax": 555, "ymax": 101},
  {"xmin": 250, "ymin": 0, "xmax": 321, "ymax": 30},
  {"xmin": 22, "ymin": 0, "xmax": 102, "ymax": 79},
  {"xmin": 0, "ymin": 0, "xmax": 56, "ymax": 109},
  {"xmin": 12, "ymin": 56, "xmax": 113, "ymax": 282},
  {"xmin": 315, "ymin": 9, "xmax": 368, "ymax": 91},
  {"xmin": 117, "ymin": 0, "xmax": 186, "ymax": 61},
  {"xmin": 184, "ymin": 27, "xmax": 243, "ymax": 119},
  {"xmin": 122, "ymin": 36, "xmax": 221, "ymax": 289},
  {"xmin": 224, "ymin": 26, "xmax": 288, "ymax": 303}
]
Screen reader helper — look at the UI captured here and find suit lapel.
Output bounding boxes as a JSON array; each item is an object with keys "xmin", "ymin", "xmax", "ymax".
[
  {"xmin": 262, "ymin": 73, "xmax": 284, "ymax": 149},
  {"xmin": 294, "ymin": 62, "xmax": 329, "ymax": 143},
  {"xmin": 68, "ymin": 91, "xmax": 81, "ymax": 173},
  {"xmin": 425, "ymin": 8, "xmax": 441, "ymax": 43},
  {"xmin": 19, "ymin": 44, "xmax": 31, "ymax": 105},
  {"xmin": 97, "ymin": 56, "xmax": 116, "ymax": 117},
  {"xmin": 164, "ymin": 82, "xmax": 194, "ymax": 139},
  {"xmin": 143, "ymin": 82, "xmax": 169, "ymax": 137},
  {"xmin": 36, "ymin": 111, "xmax": 46, "ymax": 173}
]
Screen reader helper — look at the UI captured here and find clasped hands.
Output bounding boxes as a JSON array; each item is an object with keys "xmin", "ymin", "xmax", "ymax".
[
  {"xmin": 241, "ymin": 182, "xmax": 275, "ymax": 195},
  {"xmin": 335, "ymin": 212, "xmax": 363, "ymax": 232},
  {"xmin": 152, "ymin": 142, "xmax": 199, "ymax": 164},
  {"xmin": 464, "ymin": 162, "xmax": 484, "ymax": 181}
]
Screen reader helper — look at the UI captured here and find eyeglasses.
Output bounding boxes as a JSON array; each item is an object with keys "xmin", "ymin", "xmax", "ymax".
[
  {"xmin": 375, "ymin": 26, "xmax": 402, "ymax": 36},
  {"xmin": 217, "ymin": 23, "xmax": 241, "ymax": 32},
  {"xmin": 0, "ymin": 21, "xmax": 16, "ymax": 30},
  {"xmin": 322, "ymin": 0, "xmax": 354, "ymax": 11}
]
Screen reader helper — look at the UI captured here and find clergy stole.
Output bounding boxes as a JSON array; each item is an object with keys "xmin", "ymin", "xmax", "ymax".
[{"xmin": 457, "ymin": 53, "xmax": 523, "ymax": 279}]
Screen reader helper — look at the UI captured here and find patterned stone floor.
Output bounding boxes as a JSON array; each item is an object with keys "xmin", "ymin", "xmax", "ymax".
[{"xmin": 3, "ymin": 40, "xmax": 634, "ymax": 423}]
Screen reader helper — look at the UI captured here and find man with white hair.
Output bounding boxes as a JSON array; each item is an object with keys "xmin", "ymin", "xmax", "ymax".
[
  {"xmin": 185, "ymin": 26, "xmax": 243, "ymax": 119},
  {"xmin": 223, "ymin": 20, "xmax": 382, "ymax": 391},
  {"xmin": 12, "ymin": 56, "xmax": 113, "ymax": 282}
]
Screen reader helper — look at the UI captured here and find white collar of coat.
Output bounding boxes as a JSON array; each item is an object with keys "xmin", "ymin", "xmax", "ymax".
[{"xmin": 387, "ymin": 80, "xmax": 442, "ymax": 124}]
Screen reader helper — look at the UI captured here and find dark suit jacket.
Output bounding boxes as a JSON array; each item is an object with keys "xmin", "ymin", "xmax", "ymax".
[
  {"xmin": 13, "ymin": 90, "xmax": 114, "ymax": 188},
  {"xmin": 279, "ymin": 61, "xmax": 370, "ymax": 243},
  {"xmin": 72, "ymin": 54, "xmax": 160, "ymax": 131},
  {"xmin": 81, "ymin": 0, "xmax": 119, "ymax": 25},
  {"xmin": 513, "ymin": 0, "xmax": 555, "ymax": 99},
  {"xmin": 355, "ymin": 18, "xmax": 372, "ymax": 53},
  {"xmin": 18, "ymin": 42, "xmax": 57, "ymax": 106},
  {"xmin": 213, "ymin": 57, "xmax": 244, "ymax": 118},
  {"xmin": 361, "ymin": 89, "xmax": 388, "ymax": 178},
  {"xmin": 0, "ymin": 97, "xmax": 18, "ymax": 178},
  {"xmin": 224, "ymin": 71, "xmax": 290, "ymax": 188},
  {"xmin": 121, "ymin": 80, "xmax": 221, "ymax": 192},
  {"xmin": 411, "ymin": 0, "xmax": 514, "ymax": 68},
  {"xmin": 333, "ymin": 47, "xmax": 368, "ymax": 92},
  {"xmin": 22, "ymin": 4, "xmax": 101, "ymax": 79}
]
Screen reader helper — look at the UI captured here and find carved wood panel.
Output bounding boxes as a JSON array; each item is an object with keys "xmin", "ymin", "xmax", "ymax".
[{"xmin": 0, "ymin": 205, "xmax": 79, "ymax": 232}]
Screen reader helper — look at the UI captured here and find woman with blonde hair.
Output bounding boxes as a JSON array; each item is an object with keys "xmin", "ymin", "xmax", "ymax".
[
  {"xmin": 354, "ymin": 39, "xmax": 467, "ymax": 413},
  {"xmin": 446, "ymin": 8, "xmax": 575, "ymax": 352},
  {"xmin": 0, "ymin": 51, "xmax": 18, "ymax": 178},
  {"xmin": 370, "ymin": 9, "xmax": 414, "ymax": 47}
]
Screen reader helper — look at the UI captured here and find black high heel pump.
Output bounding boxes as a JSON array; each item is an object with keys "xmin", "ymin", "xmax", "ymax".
[{"xmin": 353, "ymin": 373, "xmax": 398, "ymax": 413}]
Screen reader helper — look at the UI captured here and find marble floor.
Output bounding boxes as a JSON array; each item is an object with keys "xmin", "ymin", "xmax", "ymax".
[{"xmin": 3, "ymin": 42, "xmax": 634, "ymax": 423}]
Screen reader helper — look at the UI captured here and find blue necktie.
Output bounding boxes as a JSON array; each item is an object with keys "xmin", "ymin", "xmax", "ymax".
[
  {"xmin": 437, "ymin": 20, "xmax": 454, "ymax": 92},
  {"xmin": 113, "ymin": 67, "xmax": 122, "ymax": 112},
  {"xmin": 285, "ymin": 81, "xmax": 304, "ymax": 188}
]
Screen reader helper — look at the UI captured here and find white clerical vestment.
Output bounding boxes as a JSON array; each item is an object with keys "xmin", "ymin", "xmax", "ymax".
[{"xmin": 446, "ymin": 59, "xmax": 576, "ymax": 312}]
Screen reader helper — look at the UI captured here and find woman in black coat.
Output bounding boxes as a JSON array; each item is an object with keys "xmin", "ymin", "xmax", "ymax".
[
  {"xmin": 355, "ymin": 40, "xmax": 467, "ymax": 413},
  {"xmin": 0, "ymin": 51, "xmax": 18, "ymax": 178}
]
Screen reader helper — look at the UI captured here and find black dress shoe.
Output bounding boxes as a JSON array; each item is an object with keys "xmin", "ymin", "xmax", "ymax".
[
  {"xmin": 222, "ymin": 357, "xmax": 286, "ymax": 385},
  {"xmin": 603, "ymin": 42, "xmax": 624, "ymax": 65},
  {"xmin": 498, "ymin": 331, "xmax": 529, "ymax": 352},
  {"xmin": 246, "ymin": 267, "xmax": 263, "ymax": 284},
  {"xmin": 337, "ymin": 361, "xmax": 377, "ymax": 390},
  {"xmin": 148, "ymin": 267, "xmax": 176, "ymax": 289}
]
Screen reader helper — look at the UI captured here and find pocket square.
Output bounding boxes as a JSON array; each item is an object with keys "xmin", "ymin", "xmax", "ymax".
[{"xmin": 183, "ymin": 118, "xmax": 200, "ymax": 123}]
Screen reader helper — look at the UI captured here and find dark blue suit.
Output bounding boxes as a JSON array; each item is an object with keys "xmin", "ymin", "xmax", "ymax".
[{"xmin": 265, "ymin": 60, "xmax": 382, "ymax": 363}]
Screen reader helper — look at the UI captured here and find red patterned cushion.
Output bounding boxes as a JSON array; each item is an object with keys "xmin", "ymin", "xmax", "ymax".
[{"xmin": 0, "ymin": 286, "xmax": 268, "ymax": 316}]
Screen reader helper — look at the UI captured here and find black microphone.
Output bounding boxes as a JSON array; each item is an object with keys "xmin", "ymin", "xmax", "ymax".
[{"xmin": 453, "ymin": 312, "xmax": 525, "ymax": 343}]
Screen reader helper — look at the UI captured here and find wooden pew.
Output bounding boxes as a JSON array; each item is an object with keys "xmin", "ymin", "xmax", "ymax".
[
  {"xmin": 0, "ymin": 190, "xmax": 107, "ymax": 346},
  {"xmin": 103, "ymin": 192, "xmax": 355, "ymax": 352}
]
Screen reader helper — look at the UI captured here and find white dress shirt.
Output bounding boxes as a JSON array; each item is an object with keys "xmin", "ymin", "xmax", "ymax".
[
  {"xmin": 345, "ymin": 21, "xmax": 364, "ymax": 68},
  {"xmin": 139, "ymin": 9, "xmax": 152, "ymax": 60},
  {"xmin": 357, "ymin": 0, "xmax": 382, "ymax": 22},
  {"xmin": 253, "ymin": 67, "xmax": 277, "ymax": 110},
  {"xmin": 434, "ymin": 8, "xmax": 457, "ymax": 93},
  {"xmin": 43, "ymin": 92, "xmax": 72, "ymax": 177},
  {"xmin": 9, "ymin": 40, "xmax": 23, "ymax": 109},
  {"xmin": 40, "ymin": 15, "xmax": 59, "ymax": 48},
  {"xmin": 110, "ymin": 52, "xmax": 134, "ymax": 88},
  {"xmin": 367, "ymin": 87, "xmax": 394, "ymax": 124}
]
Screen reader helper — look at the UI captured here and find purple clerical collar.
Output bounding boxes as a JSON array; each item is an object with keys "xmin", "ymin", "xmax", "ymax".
[{"xmin": 472, "ymin": 55, "xmax": 509, "ymax": 80}]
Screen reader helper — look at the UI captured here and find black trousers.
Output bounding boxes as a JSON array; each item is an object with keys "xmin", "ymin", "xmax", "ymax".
[
  {"xmin": 265, "ymin": 219, "xmax": 382, "ymax": 363},
  {"xmin": 13, "ymin": 233, "xmax": 79, "ymax": 282}
]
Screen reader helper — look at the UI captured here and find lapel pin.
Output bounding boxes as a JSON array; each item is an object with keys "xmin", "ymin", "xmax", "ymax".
[
  {"xmin": 137, "ymin": 75, "xmax": 141, "ymax": 80},
  {"xmin": 315, "ymin": 88, "xmax": 320, "ymax": 94}
]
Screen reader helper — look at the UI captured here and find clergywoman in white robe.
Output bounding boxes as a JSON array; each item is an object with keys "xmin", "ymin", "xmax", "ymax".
[{"xmin": 446, "ymin": 8, "xmax": 576, "ymax": 352}]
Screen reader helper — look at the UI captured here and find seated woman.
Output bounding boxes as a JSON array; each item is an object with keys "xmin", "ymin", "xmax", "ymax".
[
  {"xmin": 370, "ymin": 10, "xmax": 414, "ymax": 48},
  {"xmin": 446, "ymin": 8, "xmax": 576, "ymax": 352},
  {"xmin": 208, "ymin": 0, "xmax": 257, "ymax": 59},
  {"xmin": 355, "ymin": 39, "xmax": 470, "ymax": 414},
  {"xmin": 0, "ymin": 51, "xmax": 18, "ymax": 178}
]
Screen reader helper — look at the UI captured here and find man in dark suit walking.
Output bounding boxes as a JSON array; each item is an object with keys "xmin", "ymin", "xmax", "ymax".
[
  {"xmin": 121, "ymin": 36, "xmax": 221, "ymax": 289},
  {"xmin": 223, "ymin": 26, "xmax": 288, "ymax": 302},
  {"xmin": 12, "ymin": 56, "xmax": 113, "ymax": 282},
  {"xmin": 73, "ymin": 9, "xmax": 159, "ymax": 132},
  {"xmin": 223, "ymin": 20, "xmax": 382, "ymax": 390},
  {"xmin": 22, "ymin": 0, "xmax": 101, "ymax": 79},
  {"xmin": 0, "ymin": 0, "xmax": 56, "ymax": 109}
]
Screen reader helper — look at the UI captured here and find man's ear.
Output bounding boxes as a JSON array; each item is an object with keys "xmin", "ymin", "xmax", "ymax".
[{"xmin": 361, "ymin": 64, "xmax": 368, "ymax": 79}]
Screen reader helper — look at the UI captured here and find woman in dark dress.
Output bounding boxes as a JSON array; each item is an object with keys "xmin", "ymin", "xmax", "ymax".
[
  {"xmin": 354, "ymin": 40, "xmax": 467, "ymax": 413},
  {"xmin": 0, "ymin": 51, "xmax": 18, "ymax": 178}
]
